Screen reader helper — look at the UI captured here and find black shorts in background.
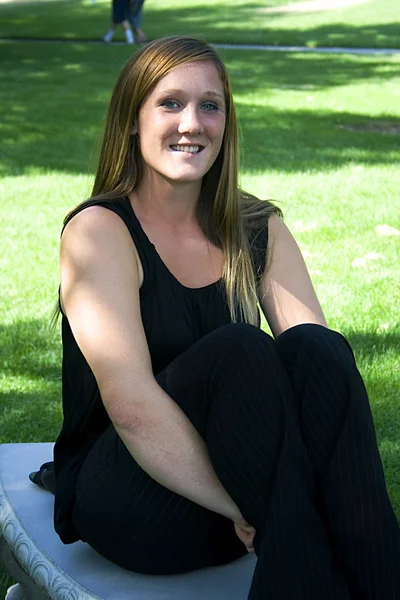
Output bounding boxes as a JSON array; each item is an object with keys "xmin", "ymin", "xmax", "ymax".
[{"xmin": 112, "ymin": 0, "xmax": 131, "ymax": 23}]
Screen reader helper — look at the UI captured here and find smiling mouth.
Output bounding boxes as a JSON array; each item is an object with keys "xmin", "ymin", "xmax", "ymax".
[{"xmin": 170, "ymin": 145, "xmax": 204, "ymax": 154}]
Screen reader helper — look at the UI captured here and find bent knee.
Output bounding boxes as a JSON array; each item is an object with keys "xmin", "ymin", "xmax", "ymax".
[
  {"xmin": 216, "ymin": 322, "xmax": 274, "ymax": 349},
  {"xmin": 276, "ymin": 323, "xmax": 356, "ymax": 368},
  {"xmin": 206, "ymin": 323, "xmax": 276, "ymax": 368}
]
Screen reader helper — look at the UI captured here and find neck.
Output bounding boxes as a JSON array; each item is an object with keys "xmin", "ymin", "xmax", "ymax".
[{"xmin": 130, "ymin": 170, "xmax": 202, "ymax": 227}]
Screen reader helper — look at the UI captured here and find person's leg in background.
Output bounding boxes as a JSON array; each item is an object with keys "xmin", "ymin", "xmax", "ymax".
[
  {"xmin": 275, "ymin": 323, "xmax": 400, "ymax": 600},
  {"xmin": 130, "ymin": 0, "xmax": 147, "ymax": 42},
  {"xmin": 103, "ymin": 0, "xmax": 134, "ymax": 44}
]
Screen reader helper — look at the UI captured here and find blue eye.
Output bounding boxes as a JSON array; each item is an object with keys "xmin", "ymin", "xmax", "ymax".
[
  {"xmin": 161, "ymin": 100, "xmax": 179, "ymax": 109},
  {"xmin": 202, "ymin": 102, "xmax": 219, "ymax": 111}
]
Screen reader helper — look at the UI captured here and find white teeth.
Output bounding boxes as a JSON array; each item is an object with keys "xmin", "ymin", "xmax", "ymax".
[{"xmin": 171, "ymin": 145, "xmax": 201, "ymax": 153}]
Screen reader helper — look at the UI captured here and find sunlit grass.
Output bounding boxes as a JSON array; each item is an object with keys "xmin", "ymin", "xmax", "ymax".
[
  {"xmin": 0, "ymin": 0, "xmax": 399, "ymax": 48},
  {"xmin": 0, "ymin": 41, "xmax": 399, "ymax": 595}
]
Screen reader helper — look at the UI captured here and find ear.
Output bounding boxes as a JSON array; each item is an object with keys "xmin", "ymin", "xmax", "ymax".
[{"xmin": 131, "ymin": 118, "xmax": 138, "ymax": 135}]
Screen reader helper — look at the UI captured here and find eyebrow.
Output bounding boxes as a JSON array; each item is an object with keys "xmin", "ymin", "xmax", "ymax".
[{"xmin": 157, "ymin": 88, "xmax": 224, "ymax": 100}]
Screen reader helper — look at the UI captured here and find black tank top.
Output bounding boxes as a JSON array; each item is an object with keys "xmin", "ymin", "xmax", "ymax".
[{"xmin": 54, "ymin": 197, "xmax": 269, "ymax": 543}]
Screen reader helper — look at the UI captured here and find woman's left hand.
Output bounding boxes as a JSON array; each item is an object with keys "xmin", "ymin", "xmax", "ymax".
[{"xmin": 233, "ymin": 521, "xmax": 256, "ymax": 553}]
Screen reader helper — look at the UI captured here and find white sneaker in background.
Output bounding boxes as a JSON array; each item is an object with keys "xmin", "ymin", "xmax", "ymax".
[
  {"xmin": 103, "ymin": 30, "xmax": 114, "ymax": 43},
  {"xmin": 125, "ymin": 29, "xmax": 134, "ymax": 44}
]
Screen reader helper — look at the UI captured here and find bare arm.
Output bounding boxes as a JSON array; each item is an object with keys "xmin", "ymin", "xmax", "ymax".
[
  {"xmin": 60, "ymin": 206, "xmax": 243, "ymax": 523},
  {"xmin": 259, "ymin": 214, "xmax": 327, "ymax": 337}
]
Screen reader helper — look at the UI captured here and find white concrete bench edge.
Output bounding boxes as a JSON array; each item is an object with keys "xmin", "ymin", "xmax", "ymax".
[{"xmin": 0, "ymin": 469, "xmax": 101, "ymax": 600}]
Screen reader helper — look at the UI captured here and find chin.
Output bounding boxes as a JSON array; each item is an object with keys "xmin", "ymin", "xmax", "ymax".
[{"xmin": 166, "ymin": 170, "xmax": 208, "ymax": 184}]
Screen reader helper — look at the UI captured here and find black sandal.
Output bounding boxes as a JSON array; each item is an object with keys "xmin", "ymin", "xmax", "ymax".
[{"xmin": 29, "ymin": 461, "xmax": 56, "ymax": 495}]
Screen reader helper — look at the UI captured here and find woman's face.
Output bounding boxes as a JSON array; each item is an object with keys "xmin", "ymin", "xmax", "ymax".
[{"xmin": 136, "ymin": 61, "xmax": 226, "ymax": 187}]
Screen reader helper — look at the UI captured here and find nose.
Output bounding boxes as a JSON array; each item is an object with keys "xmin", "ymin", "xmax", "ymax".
[{"xmin": 178, "ymin": 105, "xmax": 204, "ymax": 135}]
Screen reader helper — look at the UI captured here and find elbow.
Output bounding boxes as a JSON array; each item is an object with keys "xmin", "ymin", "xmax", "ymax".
[
  {"xmin": 99, "ymin": 374, "xmax": 163, "ymax": 436},
  {"xmin": 102, "ymin": 392, "xmax": 149, "ymax": 435},
  {"xmin": 101, "ymin": 383, "xmax": 160, "ymax": 437},
  {"xmin": 110, "ymin": 408, "xmax": 145, "ymax": 435}
]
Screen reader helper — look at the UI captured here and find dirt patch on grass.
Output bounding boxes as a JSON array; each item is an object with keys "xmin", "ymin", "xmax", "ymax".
[
  {"xmin": 258, "ymin": 0, "xmax": 370, "ymax": 15},
  {"xmin": 338, "ymin": 120, "xmax": 400, "ymax": 135}
]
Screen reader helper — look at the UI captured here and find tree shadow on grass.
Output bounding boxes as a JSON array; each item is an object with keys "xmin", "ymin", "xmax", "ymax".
[
  {"xmin": 1, "ymin": 43, "xmax": 399, "ymax": 177},
  {"xmin": 145, "ymin": 7, "xmax": 400, "ymax": 49},
  {"xmin": 344, "ymin": 329, "xmax": 400, "ymax": 359},
  {"xmin": 0, "ymin": 389, "xmax": 61, "ymax": 443},
  {"xmin": 237, "ymin": 107, "xmax": 400, "ymax": 174},
  {"xmin": 0, "ymin": 319, "xmax": 62, "ymax": 443},
  {"xmin": 0, "ymin": 319, "xmax": 61, "ymax": 383},
  {"xmin": 340, "ymin": 329, "xmax": 400, "ymax": 445},
  {"xmin": 0, "ymin": 569, "xmax": 13, "ymax": 600},
  {"xmin": 224, "ymin": 50, "xmax": 400, "ymax": 93},
  {"xmin": 0, "ymin": 0, "xmax": 399, "ymax": 48}
]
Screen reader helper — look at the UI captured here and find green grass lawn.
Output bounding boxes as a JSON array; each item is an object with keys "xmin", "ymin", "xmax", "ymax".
[
  {"xmin": 0, "ymin": 0, "xmax": 399, "ymax": 48},
  {"xmin": 1, "ymin": 40, "xmax": 399, "ymax": 595}
]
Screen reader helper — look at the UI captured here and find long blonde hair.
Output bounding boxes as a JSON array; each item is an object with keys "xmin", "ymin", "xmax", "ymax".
[{"xmin": 67, "ymin": 36, "xmax": 281, "ymax": 325}]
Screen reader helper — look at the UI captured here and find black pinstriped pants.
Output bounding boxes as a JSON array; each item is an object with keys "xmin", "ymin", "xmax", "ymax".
[{"xmin": 72, "ymin": 323, "xmax": 400, "ymax": 599}]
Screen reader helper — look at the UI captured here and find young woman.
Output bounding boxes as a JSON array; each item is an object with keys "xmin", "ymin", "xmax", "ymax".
[{"xmin": 33, "ymin": 36, "xmax": 399, "ymax": 599}]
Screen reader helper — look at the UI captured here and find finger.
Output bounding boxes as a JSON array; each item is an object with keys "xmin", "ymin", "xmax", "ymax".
[{"xmin": 239, "ymin": 524, "xmax": 256, "ymax": 533}]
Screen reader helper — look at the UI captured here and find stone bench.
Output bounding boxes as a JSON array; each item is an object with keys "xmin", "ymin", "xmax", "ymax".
[{"xmin": 0, "ymin": 443, "xmax": 256, "ymax": 599}]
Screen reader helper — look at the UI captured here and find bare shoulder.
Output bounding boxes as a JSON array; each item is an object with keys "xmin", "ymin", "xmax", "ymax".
[
  {"xmin": 266, "ymin": 213, "xmax": 305, "ymax": 263},
  {"xmin": 61, "ymin": 205, "xmax": 138, "ymax": 270},
  {"xmin": 267, "ymin": 213, "xmax": 293, "ymax": 243},
  {"xmin": 62, "ymin": 205, "xmax": 131, "ymax": 245}
]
